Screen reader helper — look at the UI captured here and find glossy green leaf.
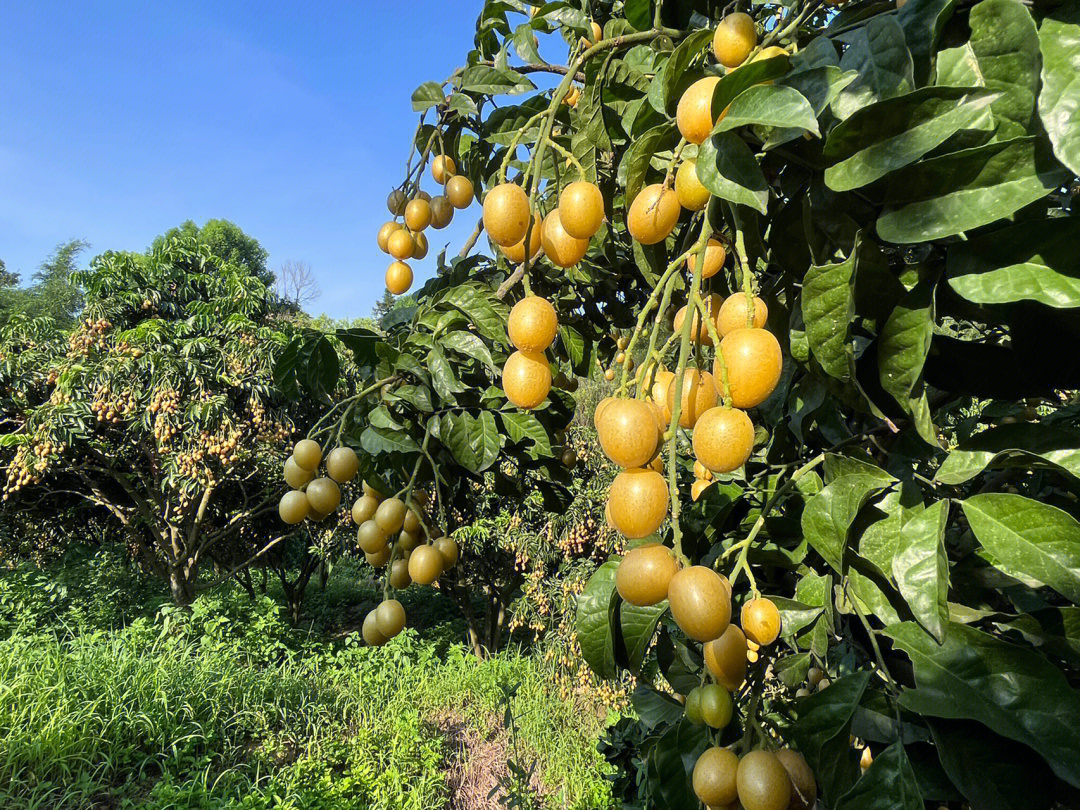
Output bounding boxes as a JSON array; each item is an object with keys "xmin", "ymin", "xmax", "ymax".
[
  {"xmin": 459, "ymin": 64, "xmax": 536, "ymax": 95},
  {"xmin": 893, "ymin": 500, "xmax": 950, "ymax": 642},
  {"xmin": 411, "ymin": 81, "xmax": 445, "ymax": 112},
  {"xmin": 440, "ymin": 282, "xmax": 510, "ymax": 346},
  {"xmin": 767, "ymin": 65, "xmax": 856, "ymax": 148},
  {"xmin": 441, "ymin": 410, "xmax": 500, "ymax": 473},
  {"xmin": 802, "ymin": 474, "xmax": 891, "ymax": 572},
  {"xmin": 878, "ymin": 279, "xmax": 937, "ymax": 444},
  {"xmin": 962, "ymin": 493, "xmax": 1080, "ymax": 605},
  {"xmin": 789, "ymin": 672, "xmax": 870, "ymax": 804},
  {"xmin": 860, "ymin": 482, "xmax": 925, "ymax": 581},
  {"xmin": 803, "ymin": 247, "xmax": 857, "ymax": 381},
  {"xmin": 631, "ymin": 684, "xmax": 684, "ymax": 729},
  {"xmin": 876, "ymin": 138, "xmax": 1067, "ymax": 244},
  {"xmin": 696, "ymin": 131, "xmax": 769, "ymax": 214},
  {"xmin": 775, "ymin": 651, "xmax": 812, "ymax": 688},
  {"xmin": 835, "ymin": 742, "xmax": 922, "ymax": 810},
  {"xmin": 935, "ymin": 423, "xmax": 1080, "ymax": 484},
  {"xmin": 576, "ymin": 560, "xmax": 619, "ymax": 679},
  {"xmin": 898, "ymin": 0, "xmax": 959, "ymax": 85},
  {"xmin": 620, "ymin": 601, "xmax": 667, "ymax": 673},
  {"xmin": 833, "ymin": 18, "xmax": 915, "ymax": 121},
  {"xmin": 824, "ymin": 87, "xmax": 998, "ymax": 191},
  {"xmin": 946, "ymin": 217, "xmax": 1080, "ymax": 308},
  {"xmin": 498, "ymin": 411, "xmax": 552, "ymax": 457},
  {"xmin": 360, "ymin": 425, "xmax": 420, "ymax": 455},
  {"xmin": 1038, "ymin": 10, "xmax": 1080, "ymax": 176},
  {"xmin": 712, "ymin": 55, "xmax": 792, "ymax": 119},
  {"xmin": 887, "ymin": 621, "xmax": 1080, "ymax": 786},
  {"xmin": 440, "ymin": 330, "xmax": 498, "ymax": 372},
  {"xmin": 620, "ymin": 121, "xmax": 678, "ymax": 206},
  {"xmin": 711, "ymin": 84, "xmax": 820, "ymax": 139},
  {"xmin": 647, "ymin": 28, "xmax": 712, "ymax": 116},
  {"xmin": 647, "ymin": 719, "xmax": 710, "ymax": 808},
  {"xmin": 995, "ymin": 606, "xmax": 1080, "ymax": 668}
]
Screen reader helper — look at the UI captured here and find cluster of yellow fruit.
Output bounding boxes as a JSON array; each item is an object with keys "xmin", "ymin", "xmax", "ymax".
[
  {"xmin": 694, "ymin": 746, "xmax": 817, "ymax": 810},
  {"xmin": 502, "ymin": 295, "xmax": 558, "ymax": 409},
  {"xmin": 601, "ymin": 335, "xmax": 631, "ymax": 381},
  {"xmin": 482, "ymin": 177, "xmax": 604, "ymax": 269},
  {"xmin": 278, "ymin": 438, "xmax": 358, "ymax": 523},
  {"xmin": 379, "ymin": 155, "xmax": 475, "ymax": 296}
]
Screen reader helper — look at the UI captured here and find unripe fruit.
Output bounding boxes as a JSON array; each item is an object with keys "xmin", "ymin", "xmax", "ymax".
[
  {"xmin": 387, "ymin": 189, "xmax": 408, "ymax": 216},
  {"xmin": 284, "ymin": 456, "xmax": 313, "ymax": 489},
  {"xmin": 326, "ymin": 446, "xmax": 359, "ymax": 483},
  {"xmin": 386, "ymin": 261, "xmax": 413, "ymax": 295},
  {"xmin": 357, "ymin": 520, "xmax": 388, "ymax": 554},
  {"xmin": 608, "ymin": 468, "xmax": 669, "ymax": 539},
  {"xmin": 742, "ymin": 597, "xmax": 781, "ymax": 646},
  {"xmin": 508, "ymin": 296, "xmax": 558, "ymax": 352},
  {"xmin": 716, "ymin": 328, "xmax": 783, "ymax": 409},
  {"xmin": 561, "ymin": 448, "xmax": 577, "ymax": 467},
  {"xmin": 615, "ymin": 543, "xmax": 679, "ymax": 606},
  {"xmin": 502, "ymin": 350, "xmax": 551, "ymax": 409},
  {"xmin": 667, "ymin": 368, "xmax": 718, "ymax": 429},
  {"xmin": 378, "ymin": 221, "xmax": 403, "ymax": 253},
  {"xmin": 807, "ymin": 667, "xmax": 823, "ymax": 687},
  {"xmin": 352, "ymin": 494, "xmax": 379, "ymax": 525},
  {"xmin": 279, "ymin": 490, "xmax": 310, "ymax": 524},
  {"xmin": 409, "ymin": 544, "xmax": 443, "ymax": 585},
  {"xmin": 737, "ymin": 750, "xmax": 791, "ymax": 810},
  {"xmin": 501, "ymin": 212, "xmax": 542, "ymax": 264},
  {"xmin": 713, "ymin": 13, "xmax": 757, "ymax": 68},
  {"xmin": 306, "ymin": 478, "xmax": 341, "ymax": 515},
  {"xmin": 627, "ymin": 184, "xmax": 681, "ymax": 245},
  {"xmin": 694, "ymin": 746, "xmax": 740, "ymax": 807},
  {"xmin": 484, "ymin": 183, "xmax": 531, "ymax": 246},
  {"xmin": 387, "ymin": 228, "xmax": 415, "ymax": 260},
  {"xmin": 704, "ymin": 624, "xmax": 748, "ymax": 690},
  {"xmin": 405, "ymin": 198, "xmax": 432, "ymax": 231},
  {"xmin": 375, "ymin": 598, "xmax": 407, "ymax": 638},
  {"xmin": 717, "ymin": 292, "xmax": 768, "ymax": 336},
  {"xmin": 446, "ymin": 175, "xmax": 474, "ymax": 209},
  {"xmin": 699, "ymin": 683, "xmax": 733, "ymax": 728},
  {"xmin": 293, "ymin": 439, "xmax": 322, "ymax": 471},
  {"xmin": 596, "ymin": 398, "xmax": 660, "ymax": 468},
  {"xmin": 389, "ymin": 559, "xmax": 412, "ymax": 589},
  {"xmin": 434, "ymin": 536, "xmax": 459, "ymax": 568},
  {"xmin": 677, "ymin": 76, "xmax": 721, "ymax": 145},
  {"xmin": 693, "ymin": 406, "xmax": 754, "ymax": 473},
  {"xmin": 675, "ymin": 159, "xmax": 711, "ymax": 212},
  {"xmin": 604, "ymin": 368, "xmax": 615, "ymax": 381},
  {"xmin": 362, "ymin": 610, "xmax": 386, "ymax": 645},
  {"xmin": 668, "ymin": 565, "xmax": 731, "ymax": 642},
  {"xmin": 615, "ymin": 351, "xmax": 626, "ymax": 364},
  {"xmin": 541, "ymin": 210, "xmax": 589, "ymax": 268},
  {"xmin": 431, "ymin": 155, "xmax": 456, "ymax": 184},
  {"xmin": 375, "ymin": 497, "xmax": 407, "ymax": 534},
  {"xmin": 412, "ymin": 231, "xmax": 429, "ymax": 260},
  {"xmin": 430, "ymin": 195, "xmax": 454, "ymax": 229},
  {"xmin": 558, "ymin": 181, "xmax": 605, "ymax": 239},
  {"xmin": 687, "ymin": 238, "xmax": 726, "ymax": 279},
  {"xmin": 776, "ymin": 749, "xmax": 817, "ymax": 810}
]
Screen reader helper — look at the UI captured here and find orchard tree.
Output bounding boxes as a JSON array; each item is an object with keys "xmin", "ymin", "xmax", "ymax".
[{"xmin": 272, "ymin": 0, "xmax": 1080, "ymax": 807}]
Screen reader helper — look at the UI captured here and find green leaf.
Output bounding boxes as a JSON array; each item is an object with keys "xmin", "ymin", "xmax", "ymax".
[
  {"xmin": 411, "ymin": 81, "xmax": 445, "ymax": 112},
  {"xmin": 775, "ymin": 652, "xmax": 812, "ymax": 688},
  {"xmin": 887, "ymin": 621, "xmax": 1080, "ymax": 787},
  {"xmin": 697, "ymin": 131, "xmax": 769, "ymax": 214},
  {"xmin": 893, "ymin": 500, "xmax": 950, "ymax": 642},
  {"xmin": 441, "ymin": 410, "xmax": 500, "ymax": 473},
  {"xmin": 802, "ymin": 474, "xmax": 891, "ymax": 572},
  {"xmin": 767, "ymin": 65, "xmax": 857, "ymax": 148},
  {"xmin": 440, "ymin": 282, "xmax": 510, "ymax": 346},
  {"xmin": 802, "ymin": 247, "xmax": 858, "ymax": 381},
  {"xmin": 631, "ymin": 684, "xmax": 684, "ymax": 729},
  {"xmin": 428, "ymin": 345, "xmax": 465, "ymax": 402},
  {"xmin": 878, "ymin": 278, "xmax": 937, "ymax": 444},
  {"xmin": 711, "ymin": 84, "xmax": 820, "ymax": 139},
  {"xmin": 360, "ymin": 425, "xmax": 419, "ymax": 455},
  {"xmin": 835, "ymin": 742, "xmax": 922, "ymax": 810},
  {"xmin": 440, "ymin": 330, "xmax": 498, "ymax": 372},
  {"xmin": 619, "ymin": 121, "xmax": 679, "ymax": 205},
  {"xmin": 647, "ymin": 719, "xmax": 710, "ymax": 808},
  {"xmin": 824, "ymin": 87, "xmax": 998, "ymax": 191},
  {"xmin": 647, "ymin": 28, "xmax": 712, "ymax": 116},
  {"xmin": 1038, "ymin": 9, "xmax": 1080, "ymax": 176},
  {"xmin": 946, "ymin": 217, "xmax": 1080, "ymax": 308},
  {"xmin": 876, "ymin": 138, "xmax": 1067, "ymax": 244},
  {"xmin": 789, "ymin": 672, "xmax": 870, "ymax": 804},
  {"xmin": 935, "ymin": 422, "xmax": 1080, "ymax": 484},
  {"xmin": 577, "ymin": 560, "xmax": 619, "ymax": 679},
  {"xmin": 833, "ymin": 18, "xmax": 915, "ymax": 121},
  {"xmin": 620, "ymin": 601, "xmax": 667, "ymax": 673},
  {"xmin": 304, "ymin": 336, "xmax": 340, "ymax": 404},
  {"xmin": 498, "ymin": 411, "xmax": 552, "ymax": 457},
  {"xmin": 459, "ymin": 64, "xmax": 536, "ymax": 96},
  {"xmin": 712, "ymin": 55, "xmax": 792, "ymax": 118},
  {"xmin": 898, "ymin": 0, "xmax": 959, "ymax": 85},
  {"xmin": 962, "ymin": 493, "xmax": 1080, "ymax": 605},
  {"xmin": 860, "ymin": 482, "xmax": 925, "ymax": 581}
]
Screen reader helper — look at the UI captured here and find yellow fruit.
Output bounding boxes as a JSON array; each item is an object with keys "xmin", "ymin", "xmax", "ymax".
[
  {"xmin": 403, "ymin": 509, "xmax": 421, "ymax": 534},
  {"xmin": 483, "ymin": 183, "xmax": 532, "ymax": 246},
  {"xmin": 651, "ymin": 370, "xmax": 676, "ymax": 423},
  {"xmin": 325, "ymin": 446, "xmax": 359, "ymax": 483},
  {"xmin": 385, "ymin": 261, "xmax": 413, "ymax": 295},
  {"xmin": 691, "ymin": 479, "xmax": 711, "ymax": 501},
  {"xmin": 376, "ymin": 598, "xmax": 407, "ymax": 638},
  {"xmin": 672, "ymin": 293, "xmax": 724, "ymax": 345},
  {"xmin": 387, "ymin": 189, "xmax": 408, "ymax": 216},
  {"xmin": 594, "ymin": 396, "xmax": 615, "ymax": 429},
  {"xmin": 405, "ymin": 198, "xmax": 432, "ymax": 231},
  {"xmin": 596, "ymin": 398, "xmax": 660, "ymax": 468},
  {"xmin": 754, "ymin": 45, "xmax": 788, "ymax": 63},
  {"xmin": 502, "ymin": 350, "xmax": 551, "ymax": 409},
  {"xmin": 615, "ymin": 543, "xmax": 679, "ymax": 606},
  {"xmin": 398, "ymin": 529, "xmax": 421, "ymax": 552},
  {"xmin": 668, "ymin": 565, "xmax": 731, "ymax": 642},
  {"xmin": 715, "ymin": 328, "xmax": 783, "ymax": 409},
  {"xmin": 367, "ymin": 545, "xmax": 392, "ymax": 567},
  {"xmin": 412, "ymin": 231, "xmax": 429, "ymax": 260},
  {"xmin": 693, "ymin": 460, "xmax": 713, "ymax": 481},
  {"xmin": 446, "ymin": 175, "xmax": 474, "ymax": 209},
  {"xmin": 717, "ymin": 292, "xmax": 768, "ymax": 336},
  {"xmin": 357, "ymin": 520, "xmax": 388, "ymax": 553},
  {"xmin": 627, "ymin": 184, "xmax": 681, "ymax": 245},
  {"xmin": 693, "ymin": 406, "xmax": 754, "ymax": 473},
  {"xmin": 508, "ymin": 296, "xmax": 558, "ymax": 352},
  {"xmin": 737, "ymin": 750, "xmax": 792, "ymax": 810},
  {"xmin": 775, "ymin": 749, "xmax": 817, "ymax": 810},
  {"xmin": 687, "ymin": 238, "xmax": 726, "ymax": 279},
  {"xmin": 604, "ymin": 368, "xmax": 615, "ymax": 381},
  {"xmin": 389, "ymin": 559, "xmax": 412, "ymax": 589},
  {"xmin": 667, "ymin": 368, "xmax": 718, "ymax": 429},
  {"xmin": 608, "ymin": 468, "xmax": 669, "ymax": 539},
  {"xmin": 563, "ymin": 85, "xmax": 580, "ymax": 107},
  {"xmin": 293, "ymin": 439, "xmax": 322, "ymax": 471},
  {"xmin": 306, "ymin": 478, "xmax": 341, "ymax": 515},
  {"xmin": 694, "ymin": 746, "xmax": 740, "ymax": 807},
  {"xmin": 704, "ymin": 624, "xmax": 748, "ymax": 690},
  {"xmin": 713, "ymin": 13, "xmax": 757, "ymax": 68},
  {"xmin": 501, "ymin": 212, "xmax": 542, "ymax": 264},
  {"xmin": 387, "ymin": 228, "xmax": 415, "ymax": 260},
  {"xmin": 675, "ymin": 159, "xmax": 711, "ymax": 212},
  {"xmin": 558, "ymin": 181, "xmax": 605, "ymax": 239},
  {"xmin": 409, "ymin": 544, "xmax": 443, "ymax": 585},
  {"xmin": 580, "ymin": 20, "xmax": 602, "ymax": 48},
  {"xmin": 677, "ymin": 76, "xmax": 721, "ymax": 146},
  {"xmin": 431, "ymin": 155, "xmax": 456, "ymax": 184},
  {"xmin": 435, "ymin": 536, "xmax": 460, "ymax": 568},
  {"xmin": 352, "ymin": 494, "xmax": 379, "ymax": 525},
  {"xmin": 362, "ymin": 610, "xmax": 387, "ymax": 645},
  {"xmin": 284, "ymin": 456, "xmax": 313, "ymax": 489},
  {"xmin": 541, "ymin": 210, "xmax": 589, "ymax": 268},
  {"xmin": 375, "ymin": 497, "xmax": 407, "ymax": 534},
  {"xmin": 362, "ymin": 481, "xmax": 383, "ymax": 501},
  {"xmin": 377, "ymin": 221, "xmax": 403, "ymax": 253},
  {"xmin": 741, "ymin": 597, "xmax": 781, "ymax": 646},
  {"xmin": 279, "ymin": 490, "xmax": 310, "ymax": 524},
  {"xmin": 430, "ymin": 195, "xmax": 454, "ymax": 229}
]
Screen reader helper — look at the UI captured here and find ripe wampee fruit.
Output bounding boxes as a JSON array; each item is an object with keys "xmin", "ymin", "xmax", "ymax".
[
  {"xmin": 687, "ymin": 238, "xmax": 726, "ymax": 279},
  {"xmin": 412, "ymin": 231, "xmax": 429, "ymax": 260},
  {"xmin": 694, "ymin": 746, "xmax": 740, "ymax": 807},
  {"xmin": 608, "ymin": 468, "xmax": 669, "ymax": 539},
  {"xmin": 483, "ymin": 183, "xmax": 532, "ymax": 247},
  {"xmin": 501, "ymin": 212, "xmax": 542, "ymax": 264},
  {"xmin": 279, "ymin": 490, "xmax": 309, "ymax": 524},
  {"xmin": 362, "ymin": 609, "xmax": 386, "ymax": 645},
  {"xmin": 713, "ymin": 13, "xmax": 757, "ymax": 68},
  {"xmin": 718, "ymin": 292, "xmax": 768, "ymax": 336},
  {"xmin": 325, "ymin": 446, "xmax": 359, "ymax": 483},
  {"xmin": 431, "ymin": 154, "xmax": 456, "ymax": 184},
  {"xmin": 715, "ymin": 327, "xmax": 783, "ymax": 409},
  {"xmin": 306, "ymin": 477, "xmax": 341, "ymax": 515},
  {"xmin": 677, "ymin": 76, "xmax": 721, "ymax": 145},
  {"xmin": 386, "ymin": 189, "xmax": 408, "ymax": 216},
  {"xmin": 627, "ymin": 184, "xmax": 680, "ymax": 245},
  {"xmin": 667, "ymin": 565, "xmax": 731, "ymax": 642},
  {"xmin": 377, "ymin": 221, "xmax": 403, "ymax": 253},
  {"xmin": 434, "ymin": 536, "xmax": 459, "ymax": 568},
  {"xmin": 558, "ymin": 180, "xmax": 604, "ymax": 239},
  {"xmin": 693, "ymin": 406, "xmax": 754, "ymax": 473},
  {"xmin": 409, "ymin": 544, "xmax": 443, "ymax": 585},
  {"xmin": 446, "ymin": 175, "xmax": 474, "ymax": 209},
  {"xmin": 284, "ymin": 456, "xmax": 313, "ymax": 489},
  {"xmin": 596, "ymin": 398, "xmax": 661, "ymax": 468},
  {"xmin": 541, "ymin": 210, "xmax": 589, "ymax": 268},
  {"xmin": 430, "ymin": 195, "xmax": 454, "ymax": 229},
  {"xmin": 385, "ymin": 261, "xmax": 413, "ymax": 295},
  {"xmin": 292, "ymin": 439, "xmax": 322, "ymax": 471},
  {"xmin": 387, "ymin": 228, "xmax": 415, "ymax": 260},
  {"xmin": 352, "ymin": 494, "xmax": 379, "ymax": 525},
  {"xmin": 737, "ymin": 749, "xmax": 792, "ymax": 810},
  {"xmin": 357, "ymin": 520, "xmax": 388, "ymax": 554},
  {"xmin": 375, "ymin": 598, "xmax": 407, "ymax": 639},
  {"xmin": 776, "ymin": 749, "xmax": 817, "ymax": 810},
  {"xmin": 375, "ymin": 497, "xmax": 407, "ymax": 534},
  {"xmin": 672, "ymin": 293, "xmax": 723, "ymax": 346},
  {"xmin": 502, "ymin": 349, "xmax": 551, "ymax": 409},
  {"xmin": 705, "ymin": 623, "xmax": 748, "ymax": 690},
  {"xmin": 667, "ymin": 368, "xmax": 718, "ymax": 429},
  {"xmin": 742, "ymin": 597, "xmax": 782, "ymax": 646},
  {"xmin": 675, "ymin": 159, "xmax": 711, "ymax": 212},
  {"xmin": 508, "ymin": 296, "xmax": 558, "ymax": 352},
  {"xmin": 615, "ymin": 542, "xmax": 678, "ymax": 606}
]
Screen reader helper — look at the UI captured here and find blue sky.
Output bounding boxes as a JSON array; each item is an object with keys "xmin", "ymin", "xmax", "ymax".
[{"xmin": 0, "ymin": 1, "xmax": 536, "ymax": 319}]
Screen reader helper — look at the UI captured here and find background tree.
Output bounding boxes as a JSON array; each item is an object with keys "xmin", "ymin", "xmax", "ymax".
[
  {"xmin": 0, "ymin": 239, "xmax": 87, "ymax": 327},
  {"xmin": 151, "ymin": 219, "xmax": 272, "ymax": 286},
  {"xmin": 275, "ymin": 260, "xmax": 321, "ymax": 308}
]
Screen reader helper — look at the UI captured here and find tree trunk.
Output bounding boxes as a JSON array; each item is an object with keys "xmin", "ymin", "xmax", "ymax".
[{"xmin": 169, "ymin": 565, "xmax": 196, "ymax": 606}]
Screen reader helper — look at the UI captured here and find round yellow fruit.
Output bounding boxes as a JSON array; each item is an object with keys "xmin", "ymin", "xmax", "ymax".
[
  {"xmin": 500, "ymin": 212, "xmax": 542, "ymax": 264},
  {"xmin": 431, "ymin": 155, "xmax": 456, "ymax": 184},
  {"xmin": 292, "ymin": 439, "xmax": 322, "ymax": 471},
  {"xmin": 687, "ymin": 238, "xmax": 726, "ymax": 279},
  {"xmin": 387, "ymin": 189, "xmax": 408, "ymax": 216},
  {"xmin": 693, "ymin": 406, "xmax": 754, "ymax": 473},
  {"xmin": 694, "ymin": 746, "xmax": 740, "ymax": 807},
  {"xmin": 389, "ymin": 559, "xmax": 412, "ymax": 589},
  {"xmin": 502, "ymin": 350, "xmax": 551, "ymax": 409},
  {"xmin": 279, "ymin": 490, "xmax": 310, "ymax": 524},
  {"xmin": 430, "ymin": 195, "xmax": 454, "ymax": 229},
  {"xmin": 615, "ymin": 543, "xmax": 679, "ymax": 606},
  {"xmin": 677, "ymin": 76, "xmax": 721, "ymax": 146},
  {"xmin": 357, "ymin": 520, "xmax": 388, "ymax": 554},
  {"xmin": 672, "ymin": 293, "xmax": 723, "ymax": 346},
  {"xmin": 627, "ymin": 184, "xmax": 681, "ymax": 245},
  {"xmin": 434, "ymin": 536, "xmax": 459, "ymax": 568},
  {"xmin": 409, "ymin": 544, "xmax": 443, "ymax": 585},
  {"xmin": 737, "ymin": 750, "xmax": 792, "ymax": 810},
  {"xmin": 483, "ymin": 183, "xmax": 531, "ymax": 246},
  {"xmin": 412, "ymin": 231, "xmax": 429, "ymax": 260},
  {"xmin": 405, "ymin": 198, "xmax": 432, "ymax": 231},
  {"xmin": 667, "ymin": 368, "xmax": 718, "ymax": 429},
  {"xmin": 715, "ymin": 328, "xmax": 783, "ymax": 409},
  {"xmin": 376, "ymin": 598, "xmax": 407, "ymax": 638},
  {"xmin": 541, "ymin": 210, "xmax": 589, "ymax": 268},
  {"xmin": 704, "ymin": 624, "xmax": 748, "ymax": 690},
  {"xmin": 385, "ymin": 261, "xmax": 413, "ymax": 295},
  {"xmin": 508, "ymin": 296, "xmax": 558, "ymax": 352},
  {"xmin": 306, "ymin": 478, "xmax": 341, "ymax": 515},
  {"xmin": 691, "ymin": 478, "xmax": 711, "ymax": 501},
  {"xmin": 362, "ymin": 609, "xmax": 387, "ymax": 645},
  {"xmin": 608, "ymin": 468, "xmax": 669, "ymax": 539},
  {"xmin": 446, "ymin": 175, "xmax": 474, "ymax": 209},
  {"xmin": 717, "ymin": 292, "xmax": 768, "ymax": 336},
  {"xmin": 325, "ymin": 446, "xmax": 359, "ymax": 483},
  {"xmin": 668, "ymin": 565, "xmax": 731, "ymax": 642},
  {"xmin": 596, "ymin": 398, "xmax": 660, "ymax": 469},
  {"xmin": 741, "ymin": 597, "xmax": 782, "ymax": 646},
  {"xmin": 558, "ymin": 181, "xmax": 605, "ymax": 239},
  {"xmin": 776, "ymin": 749, "xmax": 817, "ymax": 810},
  {"xmin": 675, "ymin": 159, "xmax": 711, "ymax": 212},
  {"xmin": 375, "ymin": 497, "xmax": 407, "ymax": 534},
  {"xmin": 713, "ymin": 13, "xmax": 757, "ymax": 68},
  {"xmin": 378, "ymin": 221, "xmax": 403, "ymax": 253},
  {"xmin": 352, "ymin": 494, "xmax": 379, "ymax": 525},
  {"xmin": 387, "ymin": 228, "xmax": 415, "ymax": 260},
  {"xmin": 284, "ymin": 456, "xmax": 313, "ymax": 489}
]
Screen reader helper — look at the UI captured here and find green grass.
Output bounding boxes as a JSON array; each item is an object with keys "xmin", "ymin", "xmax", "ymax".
[{"xmin": 0, "ymin": 553, "xmax": 618, "ymax": 809}]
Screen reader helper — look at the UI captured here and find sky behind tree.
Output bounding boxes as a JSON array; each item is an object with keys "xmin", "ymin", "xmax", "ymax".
[{"xmin": 0, "ymin": 1, "xmax": 546, "ymax": 319}]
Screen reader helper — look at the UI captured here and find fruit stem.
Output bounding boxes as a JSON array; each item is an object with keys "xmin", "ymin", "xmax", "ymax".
[
  {"xmin": 307, "ymin": 375, "xmax": 398, "ymax": 442},
  {"xmin": 691, "ymin": 290, "xmax": 731, "ymax": 407},
  {"xmin": 546, "ymin": 137, "xmax": 587, "ymax": 180},
  {"xmin": 760, "ymin": 0, "xmax": 822, "ymax": 51},
  {"xmin": 498, "ymin": 110, "xmax": 546, "ymax": 184},
  {"xmin": 844, "ymin": 578, "xmax": 903, "ymax": 714},
  {"xmin": 731, "ymin": 215, "xmax": 757, "ymax": 328},
  {"xmin": 663, "ymin": 137, "xmax": 688, "ymax": 190}
]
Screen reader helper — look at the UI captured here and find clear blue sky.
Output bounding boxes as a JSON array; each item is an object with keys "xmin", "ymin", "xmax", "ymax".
[{"xmin": 0, "ymin": 1, "xmax": 532, "ymax": 320}]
